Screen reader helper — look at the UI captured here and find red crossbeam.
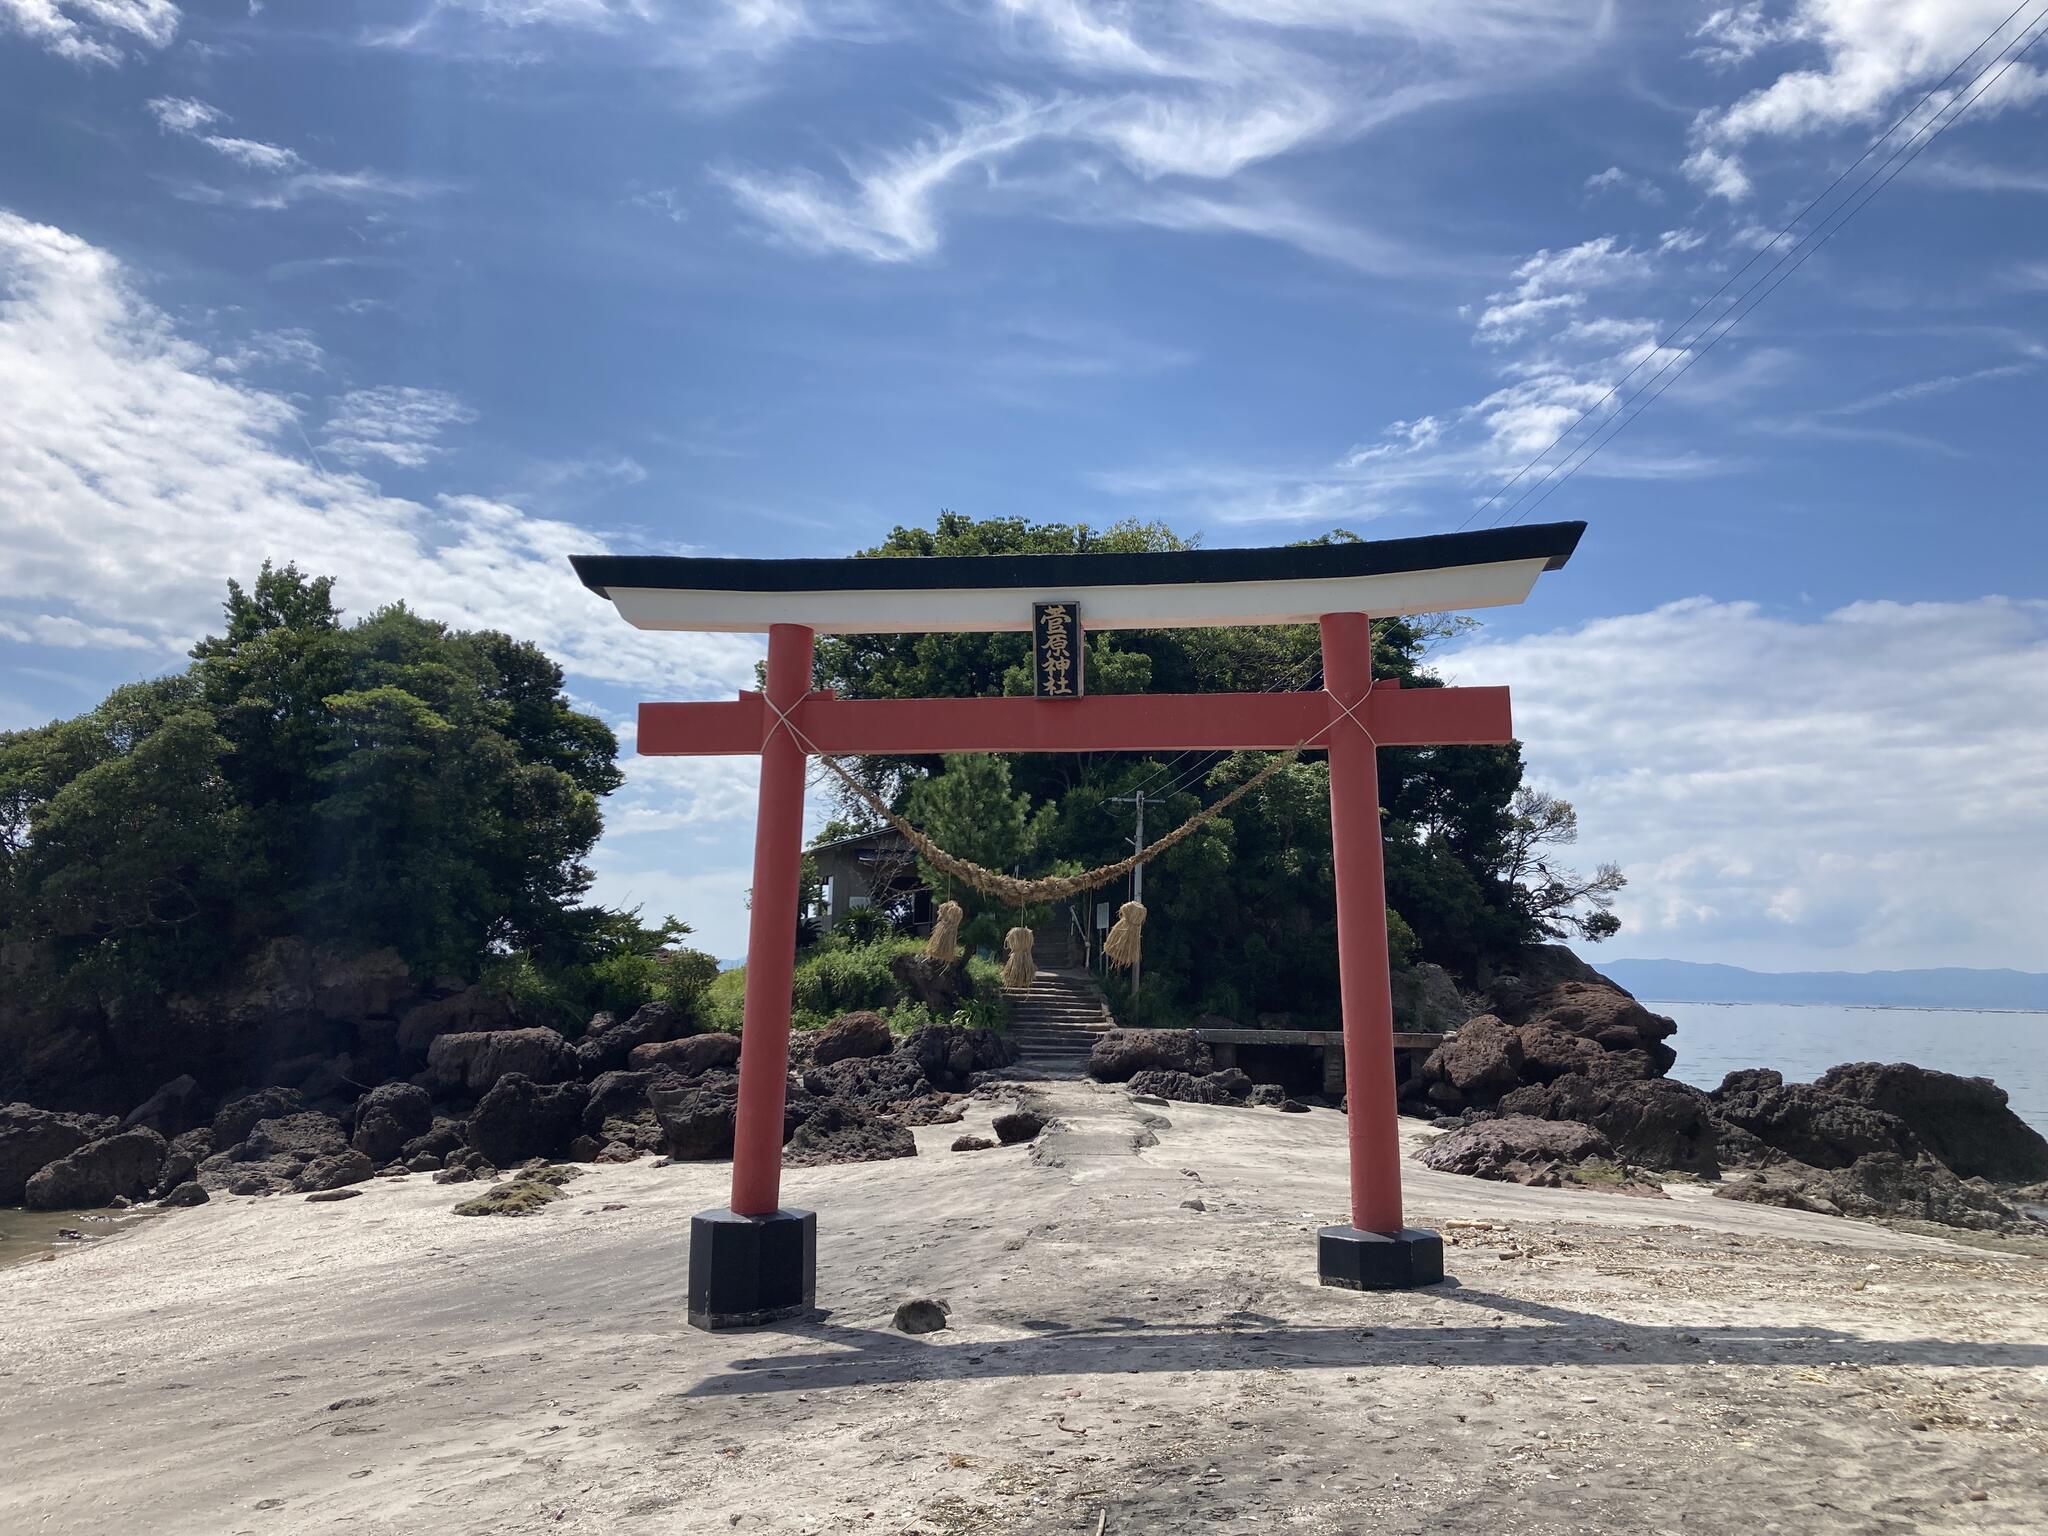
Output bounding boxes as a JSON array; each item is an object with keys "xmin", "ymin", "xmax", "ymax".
[{"xmin": 638, "ymin": 682, "xmax": 1511, "ymax": 756}]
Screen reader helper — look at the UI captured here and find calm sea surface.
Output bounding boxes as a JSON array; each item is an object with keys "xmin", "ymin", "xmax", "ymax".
[{"xmin": 1660, "ymin": 1002, "xmax": 2048, "ymax": 1136}]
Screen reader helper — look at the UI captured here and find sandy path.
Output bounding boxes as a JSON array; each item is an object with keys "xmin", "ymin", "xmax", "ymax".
[{"xmin": 2, "ymin": 1080, "xmax": 2044, "ymax": 1535}]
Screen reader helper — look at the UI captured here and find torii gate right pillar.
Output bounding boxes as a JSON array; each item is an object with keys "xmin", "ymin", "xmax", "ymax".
[{"xmin": 1316, "ymin": 611, "xmax": 1445, "ymax": 1289}]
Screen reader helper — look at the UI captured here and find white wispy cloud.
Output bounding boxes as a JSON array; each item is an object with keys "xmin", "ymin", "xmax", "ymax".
[
  {"xmin": 0, "ymin": 209, "xmax": 759, "ymax": 705},
  {"xmin": 1450, "ymin": 596, "xmax": 2048, "ymax": 969},
  {"xmin": 1473, "ymin": 236, "xmax": 1652, "ymax": 345},
  {"xmin": 147, "ymin": 94, "xmax": 302, "ymax": 171},
  {"xmin": 320, "ymin": 385, "xmax": 477, "ymax": 469},
  {"xmin": 1, "ymin": 0, "xmax": 176, "ymax": 65},
  {"xmin": 1583, "ymin": 165, "xmax": 1665, "ymax": 204},
  {"xmin": 719, "ymin": 0, "xmax": 1606, "ymax": 264},
  {"xmin": 1686, "ymin": 1, "xmax": 2048, "ymax": 200}
]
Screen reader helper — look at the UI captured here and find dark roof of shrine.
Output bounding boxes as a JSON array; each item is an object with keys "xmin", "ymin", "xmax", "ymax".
[{"xmin": 570, "ymin": 521, "xmax": 1583, "ymax": 599}]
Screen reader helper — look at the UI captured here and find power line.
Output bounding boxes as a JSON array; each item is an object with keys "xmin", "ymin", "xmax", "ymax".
[
  {"xmin": 1500, "ymin": 4, "xmax": 2048, "ymax": 527},
  {"xmin": 1455, "ymin": 0, "xmax": 2044, "ymax": 532}
]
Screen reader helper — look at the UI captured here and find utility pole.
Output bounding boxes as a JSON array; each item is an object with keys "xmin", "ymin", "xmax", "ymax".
[{"xmin": 1107, "ymin": 788, "xmax": 1146, "ymax": 999}]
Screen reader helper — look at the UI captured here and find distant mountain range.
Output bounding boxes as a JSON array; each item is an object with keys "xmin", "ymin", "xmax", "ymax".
[{"xmin": 1599, "ymin": 959, "xmax": 2048, "ymax": 1012}]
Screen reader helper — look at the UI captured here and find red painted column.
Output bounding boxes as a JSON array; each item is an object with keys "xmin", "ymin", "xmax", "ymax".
[
  {"xmin": 729, "ymin": 623, "xmax": 814, "ymax": 1217},
  {"xmin": 1319, "ymin": 611, "xmax": 1404, "ymax": 1236}
]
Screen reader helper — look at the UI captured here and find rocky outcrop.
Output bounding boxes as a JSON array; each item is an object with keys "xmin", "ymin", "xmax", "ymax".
[
  {"xmin": 211, "ymin": 1088, "xmax": 303, "ymax": 1149},
  {"xmin": 426, "ymin": 1028, "xmax": 577, "ymax": 1095},
  {"xmin": 292, "ymin": 1150, "xmax": 375, "ymax": 1193},
  {"xmin": 649, "ymin": 1074, "xmax": 745, "ymax": 1160},
  {"xmin": 1, "ymin": 1103, "xmax": 118, "ymax": 1204},
  {"xmin": 465, "ymin": 1074, "xmax": 589, "ymax": 1166},
  {"xmin": 1811, "ymin": 1062, "xmax": 2048, "ymax": 1184},
  {"xmin": 889, "ymin": 952, "xmax": 969, "ymax": 1016},
  {"xmin": 1718, "ymin": 1152, "xmax": 2026, "ymax": 1232},
  {"xmin": 902, "ymin": 1025, "xmax": 1016, "ymax": 1091},
  {"xmin": 121, "ymin": 1075, "xmax": 204, "ymax": 1138},
  {"xmin": 197, "ymin": 1108, "xmax": 351, "ymax": 1195},
  {"xmin": 1707, "ymin": 1071, "xmax": 1918, "ymax": 1170},
  {"xmin": 814, "ymin": 1011, "xmax": 894, "ymax": 1066},
  {"xmin": 25, "ymin": 1127, "xmax": 168, "ymax": 1209},
  {"xmin": 581, "ymin": 1069, "xmax": 670, "ymax": 1152},
  {"xmin": 1126, "ymin": 1068, "xmax": 1254, "ymax": 1106},
  {"xmin": 351, "ymin": 1082, "xmax": 433, "ymax": 1165},
  {"xmin": 1497, "ymin": 1075, "xmax": 1721, "ymax": 1178},
  {"xmin": 782, "ymin": 1099, "xmax": 916, "ymax": 1167},
  {"xmin": 1087, "ymin": 1029, "xmax": 1213, "ymax": 1084},
  {"xmin": 1416, "ymin": 983, "xmax": 1679, "ymax": 1114},
  {"xmin": 1390, "ymin": 962, "xmax": 1468, "ymax": 1034},
  {"xmin": 992, "ymin": 1110, "xmax": 1045, "ymax": 1145},
  {"xmin": 801, "ymin": 1053, "xmax": 929, "ymax": 1114},
  {"xmin": 628, "ymin": 1033, "xmax": 741, "ymax": 1075},
  {"xmin": 574, "ymin": 1002, "xmax": 695, "ymax": 1075},
  {"xmin": 394, "ymin": 986, "xmax": 527, "ymax": 1060},
  {"xmin": 1415, "ymin": 1116, "xmax": 1664, "ymax": 1196}
]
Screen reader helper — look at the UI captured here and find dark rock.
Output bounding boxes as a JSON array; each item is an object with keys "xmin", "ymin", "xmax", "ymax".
[
  {"xmin": 394, "ymin": 986, "xmax": 527, "ymax": 1060},
  {"xmin": 1125, "ymin": 1068, "xmax": 1253, "ymax": 1106},
  {"xmin": 25, "ymin": 1128, "xmax": 168, "ymax": 1209},
  {"xmin": 159, "ymin": 1180, "xmax": 209, "ymax": 1207},
  {"xmin": 1483, "ymin": 944, "xmax": 1612, "ymax": 1018},
  {"xmin": 889, "ymin": 952, "xmax": 968, "ymax": 1015},
  {"xmin": 628, "ymin": 1033, "xmax": 741, "ymax": 1076},
  {"xmin": 121, "ymin": 1074, "xmax": 204, "ymax": 1137},
  {"xmin": 405, "ymin": 1151, "xmax": 443, "ymax": 1172},
  {"xmin": 649, "ymin": 1075, "xmax": 740, "ymax": 1160},
  {"xmin": 992, "ymin": 1110, "xmax": 1045, "ymax": 1144},
  {"xmin": 904, "ymin": 1025, "xmax": 1018, "ymax": 1091},
  {"xmin": 244, "ymin": 1111, "xmax": 349, "ymax": 1163},
  {"xmin": 432, "ymin": 1166, "xmax": 476, "ymax": 1184},
  {"xmin": 1718, "ymin": 1152, "xmax": 2027, "ymax": 1231},
  {"xmin": 950, "ymin": 1134, "xmax": 995, "ymax": 1152},
  {"xmin": 581, "ymin": 1068, "xmax": 672, "ymax": 1151},
  {"xmin": 814, "ymin": 1010, "xmax": 895, "ymax": 1066},
  {"xmin": 783, "ymin": 1099, "xmax": 916, "ymax": 1167},
  {"xmin": 1, "ymin": 1103, "xmax": 119, "ymax": 1204},
  {"xmin": 1497, "ymin": 1075, "xmax": 1721, "ymax": 1177},
  {"xmin": 293, "ymin": 1150, "xmax": 375, "ymax": 1192},
  {"xmin": 211, "ymin": 1088, "xmax": 303, "ymax": 1149},
  {"xmin": 1811, "ymin": 1062, "xmax": 2048, "ymax": 1184},
  {"xmin": 567, "ymin": 1134, "xmax": 603, "ymax": 1162},
  {"xmin": 1391, "ymin": 962, "xmax": 1468, "ymax": 1034},
  {"xmin": 399, "ymin": 1118, "xmax": 466, "ymax": 1162},
  {"xmin": 1248, "ymin": 1084, "xmax": 1286, "ymax": 1108},
  {"xmin": 350, "ymin": 1082, "xmax": 434, "ymax": 1165},
  {"xmin": 1415, "ymin": 1116, "xmax": 1664, "ymax": 1196},
  {"xmin": 153, "ymin": 1145, "xmax": 201, "ymax": 1196},
  {"xmin": 1708, "ymin": 1077, "xmax": 1919, "ymax": 1170},
  {"xmin": 1280, "ymin": 1099, "xmax": 1310, "ymax": 1113},
  {"xmin": 899, "ymin": 1094, "xmax": 966, "ymax": 1126},
  {"xmin": 595, "ymin": 1141, "xmax": 643, "ymax": 1163},
  {"xmin": 305, "ymin": 1188, "xmax": 363, "ymax": 1203},
  {"xmin": 1418, "ymin": 1015, "xmax": 1525, "ymax": 1100},
  {"xmin": 891, "ymin": 1297, "xmax": 949, "ymax": 1334},
  {"xmin": 1087, "ymin": 1029, "xmax": 1213, "ymax": 1083},
  {"xmin": 1519, "ymin": 983, "xmax": 1676, "ymax": 1076},
  {"xmin": 465, "ymin": 1074, "xmax": 590, "ymax": 1166},
  {"xmin": 1714, "ymin": 1067, "xmax": 1784, "ymax": 1098},
  {"xmin": 803, "ymin": 1052, "xmax": 927, "ymax": 1111},
  {"xmin": 427, "ymin": 1029, "xmax": 577, "ymax": 1094},
  {"xmin": 573, "ymin": 1002, "xmax": 696, "ymax": 1075}
]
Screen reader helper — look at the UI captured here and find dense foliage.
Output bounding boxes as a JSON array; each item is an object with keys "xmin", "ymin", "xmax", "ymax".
[
  {"xmin": 0, "ymin": 566, "xmax": 670, "ymax": 1030},
  {"xmin": 813, "ymin": 511, "xmax": 1623, "ymax": 1024}
]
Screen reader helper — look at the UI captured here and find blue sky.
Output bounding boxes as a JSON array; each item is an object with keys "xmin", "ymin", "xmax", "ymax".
[{"xmin": 2, "ymin": 1, "xmax": 2045, "ymax": 972}]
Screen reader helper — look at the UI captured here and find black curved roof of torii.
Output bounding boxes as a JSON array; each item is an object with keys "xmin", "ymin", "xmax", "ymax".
[{"xmin": 570, "ymin": 520, "xmax": 1584, "ymax": 598}]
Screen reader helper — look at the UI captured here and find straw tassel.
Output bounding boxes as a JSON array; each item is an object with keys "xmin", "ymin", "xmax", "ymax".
[
  {"xmin": 1002, "ymin": 926, "xmax": 1037, "ymax": 990},
  {"xmin": 924, "ymin": 899, "xmax": 964, "ymax": 963},
  {"xmin": 1102, "ymin": 901, "xmax": 1146, "ymax": 971}
]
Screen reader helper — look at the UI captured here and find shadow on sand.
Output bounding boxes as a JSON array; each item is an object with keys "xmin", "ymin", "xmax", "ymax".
[{"xmin": 679, "ymin": 1279, "xmax": 2047, "ymax": 1398}]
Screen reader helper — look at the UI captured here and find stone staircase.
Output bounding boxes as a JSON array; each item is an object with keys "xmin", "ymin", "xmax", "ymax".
[{"xmin": 1004, "ymin": 925, "xmax": 1113, "ymax": 1075}]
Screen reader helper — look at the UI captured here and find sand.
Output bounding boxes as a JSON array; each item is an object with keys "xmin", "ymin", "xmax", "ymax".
[{"xmin": 2, "ymin": 1078, "xmax": 2044, "ymax": 1535}]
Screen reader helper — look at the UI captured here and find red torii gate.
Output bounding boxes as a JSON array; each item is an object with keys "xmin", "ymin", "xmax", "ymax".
[{"xmin": 572, "ymin": 522, "xmax": 1583, "ymax": 1328}]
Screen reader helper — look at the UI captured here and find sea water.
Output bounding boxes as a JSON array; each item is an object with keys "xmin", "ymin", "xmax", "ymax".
[{"xmin": 1660, "ymin": 1001, "xmax": 2048, "ymax": 1136}]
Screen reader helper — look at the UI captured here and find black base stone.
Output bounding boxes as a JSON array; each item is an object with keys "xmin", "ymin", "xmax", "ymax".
[
  {"xmin": 1317, "ymin": 1225, "xmax": 1446, "ymax": 1290},
  {"xmin": 688, "ymin": 1207, "xmax": 817, "ymax": 1330}
]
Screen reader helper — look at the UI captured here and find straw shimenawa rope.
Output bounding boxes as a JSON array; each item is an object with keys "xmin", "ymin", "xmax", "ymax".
[{"xmin": 813, "ymin": 746, "xmax": 1304, "ymax": 908}]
